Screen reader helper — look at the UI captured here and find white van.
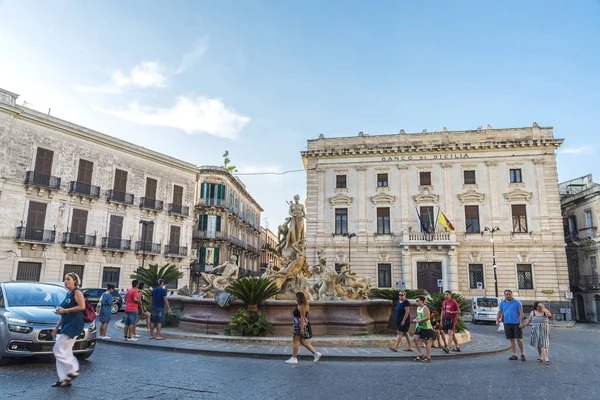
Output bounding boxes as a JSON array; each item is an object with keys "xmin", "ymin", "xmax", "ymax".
[{"xmin": 471, "ymin": 296, "xmax": 500, "ymax": 324}]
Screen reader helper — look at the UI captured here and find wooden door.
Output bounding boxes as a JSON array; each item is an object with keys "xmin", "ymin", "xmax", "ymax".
[{"xmin": 417, "ymin": 262, "xmax": 442, "ymax": 294}]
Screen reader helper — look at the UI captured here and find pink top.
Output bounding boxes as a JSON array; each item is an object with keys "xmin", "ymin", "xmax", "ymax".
[
  {"xmin": 442, "ymin": 299, "xmax": 460, "ymax": 320},
  {"xmin": 125, "ymin": 288, "xmax": 140, "ymax": 312}
]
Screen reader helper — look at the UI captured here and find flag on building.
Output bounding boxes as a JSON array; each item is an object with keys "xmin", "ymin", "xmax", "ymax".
[
  {"xmin": 416, "ymin": 207, "xmax": 428, "ymax": 232},
  {"xmin": 427, "ymin": 209, "xmax": 434, "ymax": 232},
  {"xmin": 438, "ymin": 210, "xmax": 455, "ymax": 231}
]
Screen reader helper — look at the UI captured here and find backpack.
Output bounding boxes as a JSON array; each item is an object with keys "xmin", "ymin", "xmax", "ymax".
[{"xmin": 83, "ymin": 299, "xmax": 96, "ymax": 323}]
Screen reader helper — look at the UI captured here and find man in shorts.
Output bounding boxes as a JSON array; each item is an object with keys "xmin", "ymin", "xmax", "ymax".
[
  {"xmin": 389, "ymin": 291, "xmax": 413, "ymax": 352},
  {"xmin": 150, "ymin": 279, "xmax": 172, "ymax": 340},
  {"xmin": 441, "ymin": 290, "xmax": 461, "ymax": 353},
  {"xmin": 124, "ymin": 280, "xmax": 141, "ymax": 341},
  {"xmin": 412, "ymin": 296, "xmax": 433, "ymax": 363},
  {"xmin": 496, "ymin": 289, "xmax": 525, "ymax": 361}
]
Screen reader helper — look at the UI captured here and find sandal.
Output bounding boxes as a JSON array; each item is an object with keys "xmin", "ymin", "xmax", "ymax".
[
  {"xmin": 537, "ymin": 358, "xmax": 543, "ymax": 363},
  {"xmin": 451, "ymin": 347, "xmax": 462, "ymax": 352},
  {"xmin": 51, "ymin": 380, "xmax": 71, "ymax": 387},
  {"xmin": 68, "ymin": 372, "xmax": 79, "ymax": 382},
  {"xmin": 388, "ymin": 347, "xmax": 398, "ymax": 352},
  {"xmin": 442, "ymin": 347, "xmax": 450, "ymax": 354},
  {"xmin": 545, "ymin": 361, "xmax": 551, "ymax": 365},
  {"xmin": 521, "ymin": 355, "xmax": 527, "ymax": 361},
  {"xmin": 413, "ymin": 355, "xmax": 424, "ymax": 362},
  {"xmin": 508, "ymin": 355, "xmax": 518, "ymax": 360},
  {"xmin": 421, "ymin": 357, "xmax": 432, "ymax": 363},
  {"xmin": 403, "ymin": 348, "xmax": 414, "ymax": 352}
]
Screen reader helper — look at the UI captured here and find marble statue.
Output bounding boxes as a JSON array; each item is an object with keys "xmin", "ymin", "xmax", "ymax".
[
  {"xmin": 335, "ymin": 264, "xmax": 371, "ymax": 300},
  {"xmin": 312, "ymin": 250, "xmax": 339, "ymax": 300},
  {"xmin": 199, "ymin": 255, "xmax": 240, "ymax": 298},
  {"xmin": 278, "ymin": 195, "xmax": 306, "ymax": 252}
]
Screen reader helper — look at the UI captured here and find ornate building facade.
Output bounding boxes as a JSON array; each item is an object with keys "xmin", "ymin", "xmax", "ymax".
[
  {"xmin": 302, "ymin": 124, "xmax": 570, "ymax": 314},
  {"xmin": 260, "ymin": 227, "xmax": 282, "ymax": 273}
]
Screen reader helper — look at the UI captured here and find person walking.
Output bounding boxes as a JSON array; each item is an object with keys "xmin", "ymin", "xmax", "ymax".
[
  {"xmin": 412, "ymin": 296, "xmax": 433, "ymax": 363},
  {"xmin": 523, "ymin": 301, "xmax": 552, "ymax": 365},
  {"xmin": 124, "ymin": 280, "xmax": 141, "ymax": 341},
  {"xmin": 133, "ymin": 282, "xmax": 151, "ymax": 337},
  {"xmin": 150, "ymin": 279, "xmax": 172, "ymax": 340},
  {"xmin": 496, "ymin": 289, "xmax": 526, "ymax": 361},
  {"xmin": 97, "ymin": 284, "xmax": 115, "ymax": 339},
  {"xmin": 51, "ymin": 272, "xmax": 85, "ymax": 387},
  {"xmin": 441, "ymin": 290, "xmax": 461, "ymax": 353},
  {"xmin": 285, "ymin": 292, "xmax": 322, "ymax": 364},
  {"xmin": 389, "ymin": 291, "xmax": 414, "ymax": 352}
]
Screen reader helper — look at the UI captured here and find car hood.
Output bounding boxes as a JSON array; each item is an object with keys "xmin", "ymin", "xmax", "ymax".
[{"xmin": 8, "ymin": 306, "xmax": 60, "ymax": 324}]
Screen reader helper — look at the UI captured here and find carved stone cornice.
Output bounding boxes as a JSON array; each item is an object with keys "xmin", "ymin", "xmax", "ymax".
[
  {"xmin": 485, "ymin": 161, "xmax": 497, "ymax": 167},
  {"xmin": 503, "ymin": 188, "xmax": 533, "ymax": 203},
  {"xmin": 397, "ymin": 164, "xmax": 409, "ymax": 170},
  {"xmin": 441, "ymin": 163, "xmax": 453, "ymax": 169},
  {"xmin": 532, "ymin": 158, "xmax": 545, "ymax": 165},
  {"xmin": 371, "ymin": 193, "xmax": 396, "ymax": 205},
  {"xmin": 356, "ymin": 166, "xmax": 367, "ymax": 172},
  {"xmin": 329, "ymin": 193, "xmax": 354, "ymax": 206},
  {"xmin": 413, "ymin": 188, "xmax": 439, "ymax": 204},
  {"xmin": 457, "ymin": 190, "xmax": 486, "ymax": 204}
]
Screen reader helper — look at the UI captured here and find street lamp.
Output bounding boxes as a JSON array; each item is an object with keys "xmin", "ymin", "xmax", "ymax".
[
  {"xmin": 483, "ymin": 226, "xmax": 500, "ymax": 298},
  {"xmin": 342, "ymin": 232, "xmax": 357, "ymax": 269},
  {"xmin": 139, "ymin": 220, "xmax": 155, "ymax": 270}
]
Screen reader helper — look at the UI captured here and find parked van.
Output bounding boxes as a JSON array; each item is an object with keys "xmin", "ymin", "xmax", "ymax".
[{"xmin": 471, "ymin": 296, "xmax": 500, "ymax": 324}]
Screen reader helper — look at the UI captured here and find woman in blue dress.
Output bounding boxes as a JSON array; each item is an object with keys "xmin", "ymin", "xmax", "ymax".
[
  {"xmin": 98, "ymin": 284, "xmax": 115, "ymax": 339},
  {"xmin": 52, "ymin": 272, "xmax": 85, "ymax": 387}
]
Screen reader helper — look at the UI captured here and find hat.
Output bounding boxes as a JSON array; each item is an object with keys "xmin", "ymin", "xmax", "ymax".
[{"xmin": 158, "ymin": 279, "xmax": 165, "ymax": 285}]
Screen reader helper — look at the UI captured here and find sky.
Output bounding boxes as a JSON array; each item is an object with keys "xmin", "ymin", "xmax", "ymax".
[{"xmin": 1, "ymin": 0, "xmax": 599, "ymax": 227}]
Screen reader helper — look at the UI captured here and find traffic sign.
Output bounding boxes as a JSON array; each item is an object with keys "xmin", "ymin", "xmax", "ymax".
[
  {"xmin": 394, "ymin": 281, "xmax": 401, "ymax": 289},
  {"xmin": 437, "ymin": 279, "xmax": 443, "ymax": 288},
  {"xmin": 476, "ymin": 282, "xmax": 483, "ymax": 290},
  {"xmin": 565, "ymin": 292, "xmax": 573, "ymax": 300},
  {"xmin": 400, "ymin": 281, "xmax": 406, "ymax": 290}
]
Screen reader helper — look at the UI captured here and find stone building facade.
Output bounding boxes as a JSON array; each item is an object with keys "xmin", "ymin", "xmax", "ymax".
[
  {"xmin": 302, "ymin": 124, "xmax": 570, "ymax": 313},
  {"xmin": 191, "ymin": 166, "xmax": 262, "ymax": 291},
  {"xmin": 560, "ymin": 174, "xmax": 600, "ymax": 322},
  {"xmin": 0, "ymin": 88, "xmax": 197, "ymax": 289},
  {"xmin": 260, "ymin": 227, "xmax": 282, "ymax": 273}
]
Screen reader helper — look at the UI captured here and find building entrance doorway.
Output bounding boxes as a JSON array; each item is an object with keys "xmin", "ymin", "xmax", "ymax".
[
  {"xmin": 417, "ymin": 262, "xmax": 442, "ymax": 294},
  {"xmin": 576, "ymin": 295, "xmax": 586, "ymax": 321}
]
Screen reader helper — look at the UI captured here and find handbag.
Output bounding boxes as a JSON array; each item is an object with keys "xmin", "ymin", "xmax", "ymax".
[
  {"xmin": 498, "ymin": 322, "xmax": 505, "ymax": 332},
  {"xmin": 306, "ymin": 320, "xmax": 313, "ymax": 339}
]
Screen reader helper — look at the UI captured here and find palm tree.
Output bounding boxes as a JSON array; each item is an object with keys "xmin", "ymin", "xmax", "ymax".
[
  {"xmin": 427, "ymin": 292, "xmax": 470, "ymax": 332},
  {"xmin": 130, "ymin": 263, "xmax": 184, "ymax": 288},
  {"xmin": 225, "ymin": 277, "xmax": 280, "ymax": 313}
]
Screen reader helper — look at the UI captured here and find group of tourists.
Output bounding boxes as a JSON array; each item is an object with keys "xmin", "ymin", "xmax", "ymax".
[{"xmin": 121, "ymin": 279, "xmax": 173, "ymax": 341}]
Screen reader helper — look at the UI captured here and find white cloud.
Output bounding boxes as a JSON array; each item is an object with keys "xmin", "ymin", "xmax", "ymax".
[
  {"xmin": 102, "ymin": 96, "xmax": 250, "ymax": 139},
  {"xmin": 176, "ymin": 40, "xmax": 207, "ymax": 74},
  {"xmin": 558, "ymin": 146, "xmax": 593, "ymax": 155},
  {"xmin": 74, "ymin": 60, "xmax": 166, "ymax": 94}
]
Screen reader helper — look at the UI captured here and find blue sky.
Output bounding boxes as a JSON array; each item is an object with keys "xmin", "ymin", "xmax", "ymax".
[{"xmin": 1, "ymin": 0, "xmax": 599, "ymax": 226}]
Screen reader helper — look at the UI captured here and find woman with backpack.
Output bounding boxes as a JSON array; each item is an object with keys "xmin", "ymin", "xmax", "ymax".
[{"xmin": 51, "ymin": 272, "xmax": 85, "ymax": 387}]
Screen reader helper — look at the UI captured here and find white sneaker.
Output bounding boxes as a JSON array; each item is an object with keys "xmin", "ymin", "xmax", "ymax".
[
  {"xmin": 102, "ymin": 336, "xmax": 111, "ymax": 340},
  {"xmin": 133, "ymin": 334, "xmax": 141, "ymax": 338},
  {"xmin": 285, "ymin": 357, "xmax": 298, "ymax": 364},
  {"xmin": 313, "ymin": 352, "xmax": 322, "ymax": 362},
  {"xmin": 127, "ymin": 337, "xmax": 139, "ymax": 342}
]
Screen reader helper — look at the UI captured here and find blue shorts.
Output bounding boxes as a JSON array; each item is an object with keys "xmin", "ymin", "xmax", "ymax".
[
  {"xmin": 124, "ymin": 312, "xmax": 138, "ymax": 326},
  {"xmin": 151, "ymin": 308, "xmax": 166, "ymax": 324}
]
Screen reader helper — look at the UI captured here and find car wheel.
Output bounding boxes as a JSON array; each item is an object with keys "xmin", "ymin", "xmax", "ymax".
[
  {"xmin": 472, "ymin": 319, "xmax": 478, "ymax": 325},
  {"xmin": 76, "ymin": 352, "xmax": 93, "ymax": 360},
  {"xmin": 111, "ymin": 302, "xmax": 119, "ymax": 314}
]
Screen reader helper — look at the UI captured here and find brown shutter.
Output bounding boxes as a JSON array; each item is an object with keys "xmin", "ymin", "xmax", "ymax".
[
  {"xmin": 34, "ymin": 148, "xmax": 54, "ymax": 175},
  {"xmin": 114, "ymin": 169, "xmax": 128, "ymax": 192},
  {"xmin": 26, "ymin": 201, "xmax": 47, "ymax": 229},
  {"xmin": 71, "ymin": 209, "xmax": 88, "ymax": 234},
  {"xmin": 77, "ymin": 159, "xmax": 94, "ymax": 185},
  {"xmin": 145, "ymin": 178, "xmax": 157, "ymax": 199},
  {"xmin": 173, "ymin": 185, "xmax": 183, "ymax": 205},
  {"xmin": 142, "ymin": 222, "xmax": 154, "ymax": 242},
  {"xmin": 465, "ymin": 205, "xmax": 479, "ymax": 219},
  {"xmin": 169, "ymin": 225, "xmax": 181, "ymax": 245},
  {"xmin": 377, "ymin": 207, "xmax": 390, "ymax": 218},
  {"xmin": 419, "ymin": 172, "xmax": 431, "ymax": 186},
  {"xmin": 109, "ymin": 215, "xmax": 123, "ymax": 238}
]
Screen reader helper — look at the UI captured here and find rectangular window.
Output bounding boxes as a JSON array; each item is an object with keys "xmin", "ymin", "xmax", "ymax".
[
  {"xmin": 469, "ymin": 264, "xmax": 484, "ymax": 289},
  {"xmin": 419, "ymin": 171, "xmax": 431, "ymax": 186},
  {"xmin": 70, "ymin": 209, "xmax": 88, "ymax": 235},
  {"xmin": 419, "ymin": 206, "xmax": 434, "ymax": 232},
  {"xmin": 145, "ymin": 177, "xmax": 158, "ymax": 200},
  {"xmin": 336, "ymin": 175, "xmax": 347, "ymax": 189},
  {"xmin": 169, "ymin": 225, "xmax": 181, "ymax": 246},
  {"xmin": 510, "ymin": 169, "xmax": 522, "ymax": 183},
  {"xmin": 377, "ymin": 173, "xmax": 388, "ymax": 187},
  {"xmin": 517, "ymin": 264, "xmax": 534, "ymax": 289},
  {"xmin": 465, "ymin": 205, "xmax": 480, "ymax": 233},
  {"xmin": 378, "ymin": 263, "xmax": 392, "ymax": 288},
  {"xmin": 335, "ymin": 208, "xmax": 348, "ymax": 235},
  {"xmin": 567, "ymin": 216, "xmax": 577, "ymax": 234},
  {"xmin": 16, "ymin": 262, "xmax": 42, "ymax": 281},
  {"xmin": 463, "ymin": 170, "xmax": 476, "ymax": 185},
  {"xmin": 585, "ymin": 210, "xmax": 593, "ymax": 227},
  {"xmin": 26, "ymin": 201, "xmax": 47, "ymax": 229},
  {"xmin": 34, "ymin": 147, "xmax": 54, "ymax": 175},
  {"xmin": 113, "ymin": 169, "xmax": 128, "ymax": 192},
  {"xmin": 102, "ymin": 267, "xmax": 120, "ymax": 288},
  {"xmin": 511, "ymin": 205, "xmax": 528, "ymax": 233},
  {"xmin": 64, "ymin": 264, "xmax": 84, "ymax": 283},
  {"xmin": 108, "ymin": 215, "xmax": 124, "ymax": 239},
  {"xmin": 377, "ymin": 207, "xmax": 391, "ymax": 234},
  {"xmin": 141, "ymin": 221, "xmax": 154, "ymax": 242},
  {"xmin": 201, "ymin": 183, "xmax": 226, "ymax": 201},
  {"xmin": 77, "ymin": 159, "xmax": 93, "ymax": 185},
  {"xmin": 173, "ymin": 185, "xmax": 184, "ymax": 205}
]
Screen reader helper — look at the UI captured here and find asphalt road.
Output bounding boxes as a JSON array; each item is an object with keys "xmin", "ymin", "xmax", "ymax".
[{"xmin": 1, "ymin": 321, "xmax": 598, "ymax": 400}]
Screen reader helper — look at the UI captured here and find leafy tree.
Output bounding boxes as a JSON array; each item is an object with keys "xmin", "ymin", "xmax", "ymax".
[
  {"xmin": 222, "ymin": 150, "xmax": 237, "ymax": 173},
  {"xmin": 130, "ymin": 263, "xmax": 184, "ymax": 288},
  {"xmin": 225, "ymin": 277, "xmax": 280, "ymax": 313}
]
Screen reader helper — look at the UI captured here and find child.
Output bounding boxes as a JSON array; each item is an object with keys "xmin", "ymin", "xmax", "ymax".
[{"xmin": 431, "ymin": 312, "xmax": 449, "ymax": 351}]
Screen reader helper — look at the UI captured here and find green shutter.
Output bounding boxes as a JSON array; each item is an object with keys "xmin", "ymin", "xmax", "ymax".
[
  {"xmin": 214, "ymin": 247, "xmax": 220, "ymax": 266},
  {"xmin": 216, "ymin": 215, "xmax": 222, "ymax": 232},
  {"xmin": 200, "ymin": 183, "xmax": 206, "ymax": 199},
  {"xmin": 199, "ymin": 215, "xmax": 208, "ymax": 231},
  {"xmin": 198, "ymin": 247, "xmax": 206, "ymax": 272},
  {"xmin": 218, "ymin": 184, "xmax": 225, "ymax": 200}
]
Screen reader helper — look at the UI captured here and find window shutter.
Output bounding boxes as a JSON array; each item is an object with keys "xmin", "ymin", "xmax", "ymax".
[
  {"xmin": 200, "ymin": 183, "xmax": 206, "ymax": 199},
  {"xmin": 199, "ymin": 215, "xmax": 208, "ymax": 231},
  {"xmin": 218, "ymin": 184, "xmax": 225, "ymax": 200},
  {"xmin": 199, "ymin": 247, "xmax": 206, "ymax": 269},
  {"xmin": 214, "ymin": 247, "xmax": 220, "ymax": 266},
  {"xmin": 216, "ymin": 215, "xmax": 222, "ymax": 232}
]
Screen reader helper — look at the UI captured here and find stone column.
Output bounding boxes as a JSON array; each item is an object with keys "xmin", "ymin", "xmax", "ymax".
[
  {"xmin": 448, "ymin": 246, "xmax": 458, "ymax": 292},
  {"xmin": 401, "ymin": 246, "xmax": 411, "ymax": 287},
  {"xmin": 485, "ymin": 161, "xmax": 499, "ymax": 225},
  {"xmin": 533, "ymin": 158, "xmax": 548, "ymax": 232},
  {"xmin": 356, "ymin": 166, "xmax": 367, "ymax": 234}
]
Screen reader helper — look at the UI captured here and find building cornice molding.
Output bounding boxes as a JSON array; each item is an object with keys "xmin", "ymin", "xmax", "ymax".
[
  {"xmin": 198, "ymin": 166, "xmax": 264, "ymax": 211},
  {"xmin": 503, "ymin": 188, "xmax": 533, "ymax": 203},
  {"xmin": 413, "ymin": 188, "xmax": 439, "ymax": 204},
  {"xmin": 329, "ymin": 193, "xmax": 354, "ymax": 206},
  {"xmin": 371, "ymin": 193, "xmax": 396, "ymax": 205},
  {"xmin": 458, "ymin": 190, "xmax": 486, "ymax": 204}
]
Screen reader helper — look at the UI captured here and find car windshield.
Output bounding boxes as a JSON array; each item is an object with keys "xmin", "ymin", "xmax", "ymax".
[
  {"xmin": 477, "ymin": 298, "xmax": 498, "ymax": 308},
  {"xmin": 4, "ymin": 283, "xmax": 67, "ymax": 307}
]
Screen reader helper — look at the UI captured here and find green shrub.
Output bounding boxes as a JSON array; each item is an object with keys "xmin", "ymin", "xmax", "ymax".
[
  {"xmin": 427, "ymin": 292, "xmax": 470, "ymax": 332},
  {"xmin": 225, "ymin": 277, "xmax": 280, "ymax": 312},
  {"xmin": 227, "ymin": 309, "xmax": 273, "ymax": 336}
]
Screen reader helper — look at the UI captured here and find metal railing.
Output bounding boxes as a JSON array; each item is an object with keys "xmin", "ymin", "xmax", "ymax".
[
  {"xmin": 61, "ymin": 232, "xmax": 96, "ymax": 247},
  {"xmin": 164, "ymin": 245, "xmax": 188, "ymax": 257},
  {"xmin": 193, "ymin": 230, "xmax": 229, "ymax": 240},
  {"xmin": 69, "ymin": 181, "xmax": 100, "ymax": 198},
  {"xmin": 135, "ymin": 241, "xmax": 161, "ymax": 254},
  {"xmin": 24, "ymin": 171, "xmax": 61, "ymax": 190},
  {"xmin": 15, "ymin": 227, "xmax": 56, "ymax": 243},
  {"xmin": 197, "ymin": 198, "xmax": 229, "ymax": 208},
  {"xmin": 101, "ymin": 237, "xmax": 131, "ymax": 251},
  {"xmin": 107, "ymin": 190, "xmax": 134, "ymax": 205},
  {"xmin": 168, "ymin": 203, "xmax": 189, "ymax": 216},
  {"xmin": 408, "ymin": 231, "xmax": 451, "ymax": 241},
  {"xmin": 140, "ymin": 197, "xmax": 164, "ymax": 211}
]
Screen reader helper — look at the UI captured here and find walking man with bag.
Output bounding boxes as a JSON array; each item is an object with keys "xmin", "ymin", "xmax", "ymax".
[{"xmin": 496, "ymin": 289, "xmax": 526, "ymax": 361}]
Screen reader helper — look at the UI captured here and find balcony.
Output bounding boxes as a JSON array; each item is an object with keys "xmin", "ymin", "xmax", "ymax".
[
  {"xmin": 61, "ymin": 232, "xmax": 96, "ymax": 248},
  {"xmin": 193, "ymin": 230, "xmax": 229, "ymax": 241},
  {"xmin": 15, "ymin": 227, "xmax": 56, "ymax": 244},
  {"xmin": 101, "ymin": 237, "xmax": 131, "ymax": 251},
  {"xmin": 168, "ymin": 203, "xmax": 189, "ymax": 217},
  {"xmin": 247, "ymin": 244, "xmax": 261, "ymax": 256},
  {"xmin": 229, "ymin": 236, "xmax": 248, "ymax": 250},
  {"xmin": 396, "ymin": 230, "xmax": 459, "ymax": 247},
  {"xmin": 107, "ymin": 190, "xmax": 134, "ymax": 205},
  {"xmin": 164, "ymin": 244, "xmax": 188, "ymax": 257},
  {"xmin": 140, "ymin": 197, "xmax": 164, "ymax": 212},
  {"xmin": 197, "ymin": 198, "xmax": 229, "ymax": 208},
  {"xmin": 135, "ymin": 241, "xmax": 162, "ymax": 254},
  {"xmin": 69, "ymin": 181, "xmax": 100, "ymax": 199},
  {"xmin": 24, "ymin": 171, "xmax": 61, "ymax": 198}
]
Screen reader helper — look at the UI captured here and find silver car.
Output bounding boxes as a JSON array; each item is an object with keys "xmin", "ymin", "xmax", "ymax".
[{"xmin": 0, "ymin": 281, "xmax": 96, "ymax": 365}]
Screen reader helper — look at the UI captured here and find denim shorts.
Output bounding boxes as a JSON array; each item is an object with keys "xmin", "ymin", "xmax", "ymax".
[
  {"xmin": 124, "ymin": 311, "xmax": 138, "ymax": 326},
  {"xmin": 151, "ymin": 308, "xmax": 166, "ymax": 324}
]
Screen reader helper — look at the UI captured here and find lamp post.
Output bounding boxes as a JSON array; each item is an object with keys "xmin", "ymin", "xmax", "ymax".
[
  {"xmin": 342, "ymin": 232, "xmax": 357, "ymax": 269},
  {"xmin": 483, "ymin": 226, "xmax": 500, "ymax": 298},
  {"xmin": 139, "ymin": 220, "xmax": 154, "ymax": 270}
]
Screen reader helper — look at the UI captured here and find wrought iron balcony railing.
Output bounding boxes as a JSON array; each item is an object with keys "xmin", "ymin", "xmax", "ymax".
[
  {"xmin": 61, "ymin": 232, "xmax": 96, "ymax": 247},
  {"xmin": 193, "ymin": 230, "xmax": 229, "ymax": 241},
  {"xmin": 197, "ymin": 198, "xmax": 229, "ymax": 208},
  {"xmin": 69, "ymin": 181, "xmax": 100, "ymax": 198},
  {"xmin": 164, "ymin": 245, "xmax": 188, "ymax": 257},
  {"xmin": 15, "ymin": 227, "xmax": 56, "ymax": 243},
  {"xmin": 168, "ymin": 203, "xmax": 189, "ymax": 216},
  {"xmin": 135, "ymin": 241, "xmax": 162, "ymax": 254},
  {"xmin": 24, "ymin": 171, "xmax": 61, "ymax": 190},
  {"xmin": 140, "ymin": 197, "xmax": 164, "ymax": 211},
  {"xmin": 107, "ymin": 190, "xmax": 134, "ymax": 205},
  {"xmin": 101, "ymin": 237, "xmax": 131, "ymax": 251}
]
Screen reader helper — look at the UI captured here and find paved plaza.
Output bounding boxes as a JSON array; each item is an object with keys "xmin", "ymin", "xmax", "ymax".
[{"xmin": 0, "ymin": 321, "xmax": 598, "ymax": 400}]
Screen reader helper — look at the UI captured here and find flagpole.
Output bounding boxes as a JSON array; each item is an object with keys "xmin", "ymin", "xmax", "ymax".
[{"xmin": 434, "ymin": 207, "xmax": 440, "ymax": 233}]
